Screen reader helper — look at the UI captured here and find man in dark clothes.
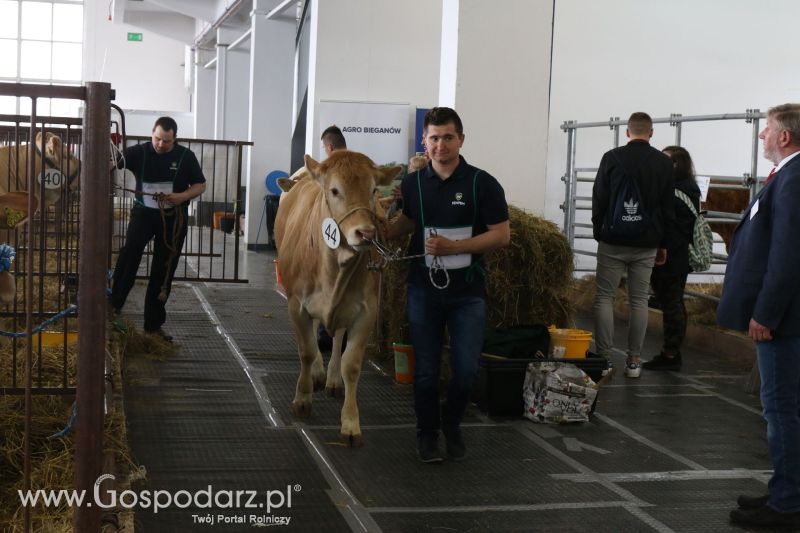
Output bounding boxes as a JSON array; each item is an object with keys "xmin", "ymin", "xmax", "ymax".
[
  {"xmin": 110, "ymin": 116, "xmax": 206, "ymax": 341},
  {"xmin": 385, "ymin": 107, "xmax": 510, "ymax": 463},
  {"xmin": 591, "ymin": 111, "xmax": 676, "ymax": 378},
  {"xmin": 718, "ymin": 103, "xmax": 800, "ymax": 529}
]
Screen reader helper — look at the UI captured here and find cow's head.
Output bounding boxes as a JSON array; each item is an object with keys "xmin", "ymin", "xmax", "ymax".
[
  {"xmin": 35, "ymin": 132, "xmax": 81, "ymax": 193},
  {"xmin": 305, "ymin": 151, "xmax": 400, "ymax": 253}
]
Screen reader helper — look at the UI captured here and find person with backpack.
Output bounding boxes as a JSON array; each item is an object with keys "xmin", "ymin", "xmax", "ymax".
[
  {"xmin": 642, "ymin": 146, "xmax": 702, "ymax": 371},
  {"xmin": 591, "ymin": 112, "xmax": 677, "ymax": 378}
]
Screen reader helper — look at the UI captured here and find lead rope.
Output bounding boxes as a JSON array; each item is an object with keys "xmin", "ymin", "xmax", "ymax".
[
  {"xmin": 156, "ymin": 194, "xmax": 184, "ymax": 302},
  {"xmin": 111, "ymin": 185, "xmax": 184, "ymax": 302},
  {"xmin": 322, "ymin": 188, "xmax": 450, "ymax": 288},
  {"xmin": 365, "ymin": 232, "xmax": 450, "ymax": 289},
  {"xmin": 425, "ymin": 228, "xmax": 449, "ymax": 290}
]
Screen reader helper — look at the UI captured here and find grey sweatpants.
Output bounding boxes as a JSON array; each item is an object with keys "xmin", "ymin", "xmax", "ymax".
[{"xmin": 593, "ymin": 241, "xmax": 657, "ymax": 359}]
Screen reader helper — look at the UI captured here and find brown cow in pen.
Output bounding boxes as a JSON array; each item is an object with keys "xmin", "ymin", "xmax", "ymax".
[
  {"xmin": 703, "ymin": 183, "xmax": 750, "ymax": 252},
  {"xmin": 274, "ymin": 151, "xmax": 400, "ymax": 446},
  {"xmin": 0, "ymin": 132, "xmax": 81, "ymax": 228}
]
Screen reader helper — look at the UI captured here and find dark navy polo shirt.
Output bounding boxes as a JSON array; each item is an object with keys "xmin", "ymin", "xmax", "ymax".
[
  {"xmin": 122, "ymin": 142, "xmax": 206, "ymax": 213},
  {"xmin": 400, "ymin": 155, "xmax": 508, "ymax": 295}
]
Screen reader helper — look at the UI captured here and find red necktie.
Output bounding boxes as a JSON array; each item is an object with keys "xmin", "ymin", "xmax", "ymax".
[{"xmin": 765, "ymin": 166, "xmax": 777, "ymax": 185}]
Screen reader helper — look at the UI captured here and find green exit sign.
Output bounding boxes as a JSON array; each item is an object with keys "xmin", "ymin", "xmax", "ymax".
[{"xmin": 127, "ymin": 32, "xmax": 143, "ymax": 42}]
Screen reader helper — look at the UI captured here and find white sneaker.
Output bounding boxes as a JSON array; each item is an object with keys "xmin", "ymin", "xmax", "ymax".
[{"xmin": 625, "ymin": 361, "xmax": 642, "ymax": 378}]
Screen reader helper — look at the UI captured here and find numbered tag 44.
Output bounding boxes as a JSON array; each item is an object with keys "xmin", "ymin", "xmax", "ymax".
[
  {"xmin": 321, "ymin": 217, "xmax": 341, "ymax": 249},
  {"xmin": 38, "ymin": 168, "xmax": 64, "ymax": 190}
]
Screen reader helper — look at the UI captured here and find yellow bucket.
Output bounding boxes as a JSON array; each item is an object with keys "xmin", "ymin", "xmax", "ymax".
[
  {"xmin": 548, "ymin": 327, "xmax": 592, "ymax": 359},
  {"xmin": 32, "ymin": 331, "xmax": 78, "ymax": 347},
  {"xmin": 392, "ymin": 343, "xmax": 415, "ymax": 384}
]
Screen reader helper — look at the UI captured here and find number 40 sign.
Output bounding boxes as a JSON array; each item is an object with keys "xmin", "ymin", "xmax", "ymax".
[{"xmin": 38, "ymin": 168, "xmax": 64, "ymax": 189}]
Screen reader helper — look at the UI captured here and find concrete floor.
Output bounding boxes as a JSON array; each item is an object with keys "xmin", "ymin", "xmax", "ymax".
[{"xmin": 119, "ymin": 244, "xmax": 770, "ymax": 533}]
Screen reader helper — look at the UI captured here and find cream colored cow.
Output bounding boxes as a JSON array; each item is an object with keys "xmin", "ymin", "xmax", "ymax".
[
  {"xmin": 0, "ymin": 132, "xmax": 81, "ymax": 228},
  {"xmin": 274, "ymin": 150, "xmax": 399, "ymax": 446}
]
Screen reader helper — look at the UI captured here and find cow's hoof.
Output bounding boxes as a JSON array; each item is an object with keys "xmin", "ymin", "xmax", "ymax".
[
  {"xmin": 290, "ymin": 401, "xmax": 312, "ymax": 418},
  {"xmin": 325, "ymin": 385, "xmax": 344, "ymax": 398},
  {"xmin": 340, "ymin": 432, "xmax": 364, "ymax": 448}
]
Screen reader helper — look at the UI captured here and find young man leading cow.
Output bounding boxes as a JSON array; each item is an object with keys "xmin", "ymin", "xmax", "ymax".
[{"xmin": 386, "ymin": 106, "xmax": 510, "ymax": 463}]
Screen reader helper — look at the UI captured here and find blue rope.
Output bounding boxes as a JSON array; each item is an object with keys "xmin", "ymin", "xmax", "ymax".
[
  {"xmin": 48, "ymin": 402, "xmax": 77, "ymax": 440},
  {"xmin": 0, "ymin": 244, "xmax": 15, "ymax": 273},
  {"xmin": 0, "ymin": 304, "xmax": 78, "ymax": 338}
]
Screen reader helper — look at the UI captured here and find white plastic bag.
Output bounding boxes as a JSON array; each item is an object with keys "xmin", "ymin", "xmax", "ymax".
[{"xmin": 523, "ymin": 362, "xmax": 597, "ymax": 423}]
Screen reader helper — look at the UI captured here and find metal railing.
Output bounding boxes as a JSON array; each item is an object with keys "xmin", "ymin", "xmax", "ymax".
[
  {"xmin": 112, "ymin": 134, "xmax": 253, "ymax": 283},
  {"xmin": 560, "ymin": 110, "xmax": 766, "ymax": 289},
  {"xmin": 0, "ymin": 81, "xmax": 113, "ymax": 533}
]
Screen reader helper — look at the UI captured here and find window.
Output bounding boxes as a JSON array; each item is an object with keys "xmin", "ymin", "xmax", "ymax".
[{"xmin": 0, "ymin": 0, "xmax": 84, "ymax": 116}]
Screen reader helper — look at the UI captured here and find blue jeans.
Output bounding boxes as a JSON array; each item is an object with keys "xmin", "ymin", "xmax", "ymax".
[
  {"xmin": 406, "ymin": 284, "xmax": 486, "ymax": 436},
  {"xmin": 757, "ymin": 336, "xmax": 800, "ymax": 513}
]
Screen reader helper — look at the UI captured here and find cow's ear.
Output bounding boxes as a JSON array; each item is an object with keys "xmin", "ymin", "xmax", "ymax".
[
  {"xmin": 46, "ymin": 133, "xmax": 62, "ymax": 156},
  {"xmin": 276, "ymin": 177, "xmax": 294, "ymax": 193},
  {"xmin": 304, "ymin": 154, "xmax": 321, "ymax": 179},
  {"xmin": 377, "ymin": 165, "xmax": 402, "ymax": 187}
]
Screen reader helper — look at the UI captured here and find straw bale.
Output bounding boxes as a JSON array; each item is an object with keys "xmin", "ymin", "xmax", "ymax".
[
  {"xmin": 0, "ymin": 295, "xmax": 148, "ymax": 531},
  {"xmin": 484, "ymin": 206, "xmax": 574, "ymax": 329},
  {"xmin": 684, "ymin": 282, "xmax": 722, "ymax": 326},
  {"xmin": 570, "ymin": 275, "xmax": 723, "ymax": 327}
]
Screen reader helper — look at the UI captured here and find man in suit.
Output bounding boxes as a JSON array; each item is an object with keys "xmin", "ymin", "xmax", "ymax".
[
  {"xmin": 718, "ymin": 103, "xmax": 800, "ymax": 528},
  {"xmin": 591, "ymin": 112, "xmax": 676, "ymax": 378}
]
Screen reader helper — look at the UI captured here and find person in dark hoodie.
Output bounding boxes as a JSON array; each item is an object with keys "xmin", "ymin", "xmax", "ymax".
[
  {"xmin": 642, "ymin": 146, "xmax": 701, "ymax": 371},
  {"xmin": 591, "ymin": 112, "xmax": 677, "ymax": 378}
]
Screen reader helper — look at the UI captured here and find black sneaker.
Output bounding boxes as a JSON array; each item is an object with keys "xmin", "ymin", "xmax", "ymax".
[
  {"xmin": 442, "ymin": 425, "xmax": 466, "ymax": 461},
  {"xmin": 641, "ymin": 353, "xmax": 681, "ymax": 371},
  {"xmin": 737, "ymin": 494, "xmax": 769, "ymax": 510},
  {"xmin": 730, "ymin": 505, "xmax": 800, "ymax": 527},
  {"xmin": 416, "ymin": 433, "xmax": 444, "ymax": 464}
]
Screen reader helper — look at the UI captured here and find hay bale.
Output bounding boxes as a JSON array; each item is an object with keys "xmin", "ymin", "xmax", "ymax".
[
  {"xmin": 571, "ymin": 275, "xmax": 723, "ymax": 328},
  {"xmin": 377, "ymin": 206, "xmax": 575, "ymax": 351},
  {"xmin": 684, "ymin": 282, "xmax": 722, "ymax": 326},
  {"xmin": 485, "ymin": 206, "xmax": 574, "ymax": 329}
]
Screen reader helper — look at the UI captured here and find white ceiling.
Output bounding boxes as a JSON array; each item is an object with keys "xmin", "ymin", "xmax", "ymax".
[{"xmin": 116, "ymin": 0, "xmax": 299, "ymax": 46}]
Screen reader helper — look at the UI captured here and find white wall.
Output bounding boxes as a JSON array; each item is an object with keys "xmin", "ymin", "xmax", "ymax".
[
  {"xmin": 120, "ymin": 110, "xmax": 194, "ymax": 137},
  {"xmin": 83, "ymin": 0, "xmax": 190, "ymax": 115},
  {"xmin": 309, "ymin": 0, "xmax": 443, "ymax": 161},
  {"xmin": 545, "ymin": 0, "xmax": 800, "ymax": 271},
  {"xmin": 447, "ymin": 0, "xmax": 553, "ymax": 215}
]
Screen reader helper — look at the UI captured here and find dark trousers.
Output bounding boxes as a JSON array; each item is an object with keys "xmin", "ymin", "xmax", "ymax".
[
  {"xmin": 650, "ymin": 272, "xmax": 688, "ymax": 356},
  {"xmin": 757, "ymin": 336, "xmax": 800, "ymax": 512},
  {"xmin": 111, "ymin": 205, "xmax": 187, "ymax": 331},
  {"xmin": 406, "ymin": 284, "xmax": 486, "ymax": 436}
]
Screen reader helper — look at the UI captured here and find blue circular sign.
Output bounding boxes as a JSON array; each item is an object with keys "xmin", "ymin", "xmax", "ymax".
[{"xmin": 265, "ymin": 170, "xmax": 289, "ymax": 196}]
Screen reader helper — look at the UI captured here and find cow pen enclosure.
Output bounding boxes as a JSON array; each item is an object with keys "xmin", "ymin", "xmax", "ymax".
[
  {"xmin": 0, "ymin": 81, "xmax": 254, "ymax": 531},
  {"xmin": 0, "ymin": 81, "xmax": 113, "ymax": 532},
  {"xmin": 560, "ymin": 109, "xmax": 769, "ymax": 304}
]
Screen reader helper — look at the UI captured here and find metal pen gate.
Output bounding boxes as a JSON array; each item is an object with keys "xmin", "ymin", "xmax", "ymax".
[
  {"xmin": 111, "ymin": 129, "xmax": 252, "ymax": 284},
  {"xmin": 560, "ymin": 109, "xmax": 769, "ymax": 300},
  {"xmin": 0, "ymin": 81, "xmax": 112, "ymax": 533}
]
